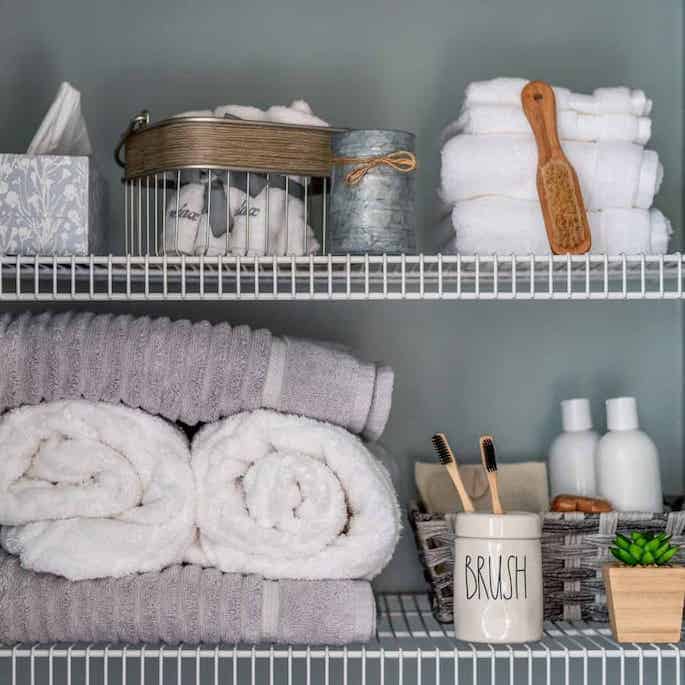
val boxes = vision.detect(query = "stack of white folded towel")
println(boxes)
[165,100,325,257]
[437,78,672,255]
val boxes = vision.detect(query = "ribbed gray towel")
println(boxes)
[0,311,393,439]
[0,553,376,645]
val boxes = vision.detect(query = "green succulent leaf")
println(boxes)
[656,546,678,565]
[615,533,632,551]
[653,541,672,559]
[610,546,637,565]
[628,543,644,561]
[642,550,656,564]
[645,537,663,553]
[654,532,669,543]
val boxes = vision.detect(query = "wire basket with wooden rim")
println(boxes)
[115,110,343,257]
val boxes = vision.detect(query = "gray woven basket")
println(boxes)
[409,500,685,624]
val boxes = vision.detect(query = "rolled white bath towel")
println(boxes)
[0,401,194,581]
[443,105,651,145]
[192,410,401,580]
[440,135,662,210]
[438,198,671,255]
[464,78,652,116]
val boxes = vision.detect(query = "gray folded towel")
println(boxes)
[0,552,376,644]
[0,311,393,439]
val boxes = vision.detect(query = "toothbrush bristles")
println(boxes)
[431,433,454,466]
[480,436,497,472]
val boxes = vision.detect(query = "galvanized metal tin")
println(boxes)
[328,129,416,255]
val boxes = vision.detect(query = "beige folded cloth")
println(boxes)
[415,461,549,514]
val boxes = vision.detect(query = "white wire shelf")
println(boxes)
[0,594,682,684]
[0,253,683,302]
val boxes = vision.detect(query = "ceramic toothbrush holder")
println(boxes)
[453,512,543,643]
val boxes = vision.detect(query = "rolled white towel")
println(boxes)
[229,186,319,256]
[192,410,401,580]
[164,183,205,255]
[439,197,671,255]
[0,401,194,581]
[440,135,662,210]
[192,185,246,256]
[464,78,652,116]
[444,105,651,145]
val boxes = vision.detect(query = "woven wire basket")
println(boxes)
[115,111,342,257]
[410,500,685,624]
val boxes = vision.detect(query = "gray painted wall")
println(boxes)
[0,0,683,598]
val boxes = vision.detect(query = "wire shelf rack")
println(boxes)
[1,594,682,684]
[0,253,683,302]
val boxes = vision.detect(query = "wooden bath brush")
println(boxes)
[522,80,592,254]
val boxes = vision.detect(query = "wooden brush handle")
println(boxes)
[486,471,504,515]
[521,81,563,164]
[446,462,475,513]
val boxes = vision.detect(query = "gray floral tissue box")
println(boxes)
[0,154,106,255]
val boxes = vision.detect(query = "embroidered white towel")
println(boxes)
[0,401,194,581]
[436,197,671,255]
[164,183,205,254]
[443,105,651,145]
[227,186,319,256]
[440,135,662,210]
[464,78,652,116]
[192,410,401,580]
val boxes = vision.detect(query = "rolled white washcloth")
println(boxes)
[440,135,662,210]
[224,186,319,257]
[191,410,401,580]
[464,78,652,116]
[164,183,205,255]
[0,401,194,581]
[443,105,651,145]
[437,197,671,255]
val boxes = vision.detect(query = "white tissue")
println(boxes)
[27,82,92,156]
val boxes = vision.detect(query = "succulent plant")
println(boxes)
[609,531,680,566]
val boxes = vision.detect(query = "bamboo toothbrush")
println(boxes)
[479,435,504,515]
[521,80,592,255]
[431,433,475,513]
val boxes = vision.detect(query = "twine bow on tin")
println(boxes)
[333,150,417,185]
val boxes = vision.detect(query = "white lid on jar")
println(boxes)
[561,398,592,432]
[606,396,639,431]
[454,512,541,540]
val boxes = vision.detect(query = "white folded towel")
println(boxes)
[438,198,671,255]
[444,105,651,145]
[464,78,652,116]
[192,410,401,580]
[0,401,194,581]
[440,135,662,210]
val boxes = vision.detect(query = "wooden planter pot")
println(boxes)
[603,564,685,642]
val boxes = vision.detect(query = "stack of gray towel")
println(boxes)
[0,311,396,646]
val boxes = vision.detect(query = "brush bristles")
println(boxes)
[432,433,454,466]
[480,436,497,472]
